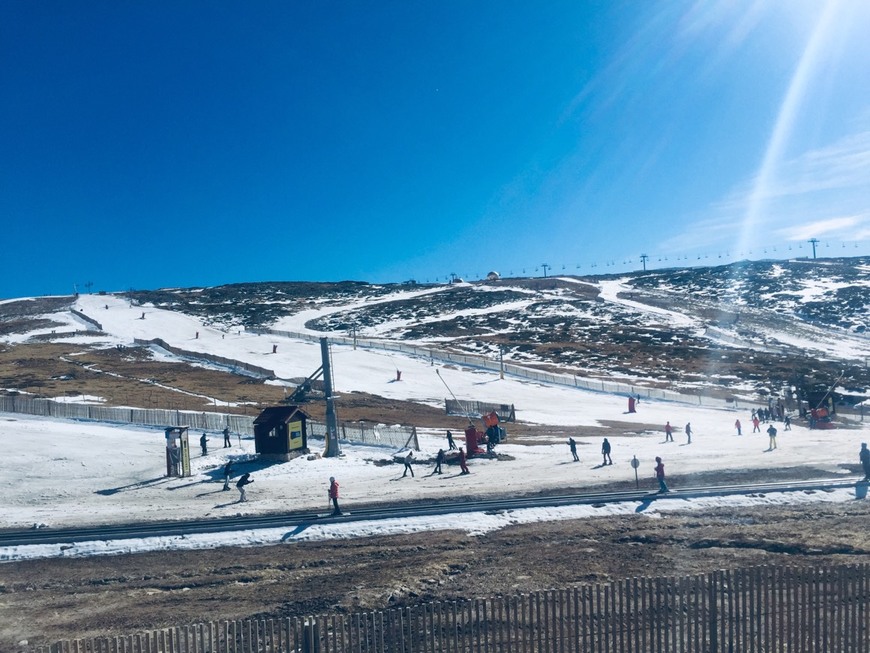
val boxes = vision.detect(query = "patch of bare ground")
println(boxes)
[2,495,869,650]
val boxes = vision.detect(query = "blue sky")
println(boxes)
[2,1,869,298]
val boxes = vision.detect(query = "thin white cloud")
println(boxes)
[776,212,870,242]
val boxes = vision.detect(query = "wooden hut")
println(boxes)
[253,406,309,461]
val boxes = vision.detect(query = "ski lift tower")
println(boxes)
[321,337,341,457]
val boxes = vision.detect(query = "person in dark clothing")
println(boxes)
[446,430,457,451]
[655,457,668,493]
[568,437,579,462]
[784,415,791,431]
[236,472,253,502]
[222,461,233,491]
[685,423,692,445]
[328,477,341,515]
[200,432,208,456]
[223,427,231,448]
[434,449,445,474]
[602,438,612,465]
[860,443,870,481]
[402,451,415,478]
[735,419,742,436]
[458,447,470,474]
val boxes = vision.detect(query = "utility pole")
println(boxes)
[808,238,819,259]
[320,337,341,457]
[640,254,649,271]
[541,263,550,277]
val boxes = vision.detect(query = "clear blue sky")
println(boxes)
[2,1,869,298]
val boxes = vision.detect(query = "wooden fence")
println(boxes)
[33,563,870,652]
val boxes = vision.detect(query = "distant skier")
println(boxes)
[446,430,457,451]
[664,421,674,442]
[783,415,791,431]
[458,447,470,475]
[329,477,341,515]
[402,451,415,478]
[752,416,761,433]
[685,422,692,445]
[568,437,579,462]
[654,457,669,493]
[859,443,869,481]
[766,424,778,450]
[236,472,253,502]
[601,438,612,465]
[223,426,231,448]
[734,419,742,436]
[222,460,233,491]
[200,432,208,456]
[434,449,445,474]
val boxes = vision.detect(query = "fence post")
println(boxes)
[709,570,719,653]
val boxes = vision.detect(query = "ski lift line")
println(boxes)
[436,369,476,426]
[814,370,846,411]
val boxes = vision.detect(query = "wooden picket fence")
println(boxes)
[35,563,870,653]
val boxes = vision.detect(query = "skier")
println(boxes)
[654,457,669,493]
[784,415,791,431]
[458,447,470,475]
[223,426,231,448]
[568,437,579,462]
[861,443,870,481]
[664,421,674,442]
[402,451,415,478]
[433,449,445,474]
[752,415,761,433]
[446,430,457,451]
[328,476,341,515]
[601,438,612,465]
[236,472,253,502]
[685,422,692,445]
[767,424,778,450]
[735,419,742,436]
[200,432,208,456]
[222,460,233,491]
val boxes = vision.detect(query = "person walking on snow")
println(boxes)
[236,472,253,502]
[458,447,470,475]
[434,449,445,474]
[752,416,761,433]
[446,430,457,451]
[664,421,674,442]
[328,477,342,515]
[784,415,791,431]
[654,457,669,493]
[568,437,579,462]
[602,438,612,465]
[859,443,870,481]
[222,461,233,491]
[766,424,778,450]
[200,432,208,456]
[402,451,415,478]
[685,422,692,444]
[223,426,231,448]
[735,419,742,436]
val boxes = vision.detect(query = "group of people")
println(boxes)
[663,421,692,444]
[567,437,611,465]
